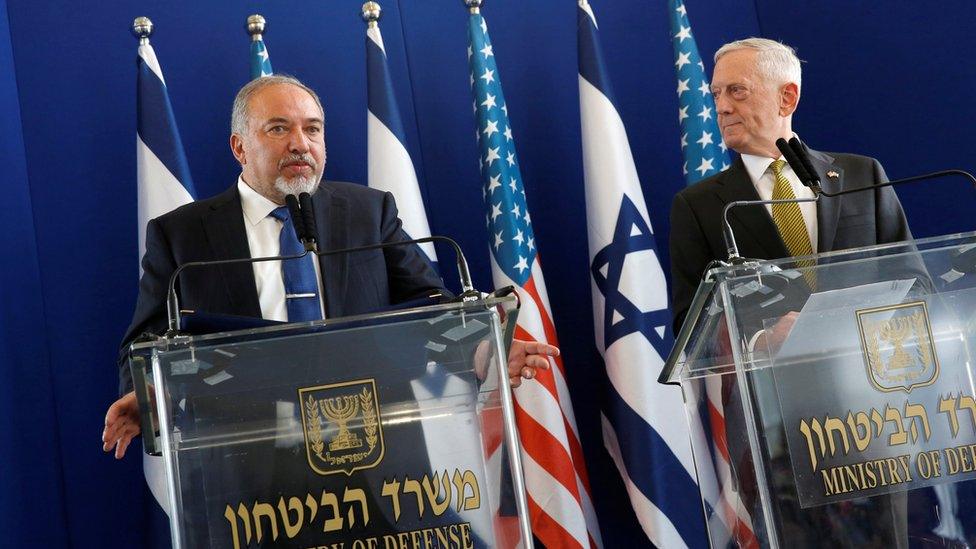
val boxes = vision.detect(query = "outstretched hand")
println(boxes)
[102,391,141,459]
[507,339,557,388]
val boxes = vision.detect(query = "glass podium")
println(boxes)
[128,297,531,549]
[663,232,976,548]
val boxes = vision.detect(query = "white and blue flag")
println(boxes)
[670,0,729,185]
[136,40,196,514]
[366,23,437,268]
[578,2,706,547]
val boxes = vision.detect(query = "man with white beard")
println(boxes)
[103,75,554,458]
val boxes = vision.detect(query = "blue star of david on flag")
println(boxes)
[590,196,672,356]
[669,0,730,185]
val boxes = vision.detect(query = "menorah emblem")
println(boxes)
[322,395,363,451]
[878,316,913,371]
[299,378,385,476]
[857,301,940,393]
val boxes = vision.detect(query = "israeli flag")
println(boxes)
[366,24,437,267]
[578,2,706,547]
[136,40,196,515]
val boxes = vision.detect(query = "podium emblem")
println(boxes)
[299,379,385,476]
[856,301,940,393]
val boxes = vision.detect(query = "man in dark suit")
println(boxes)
[103,75,553,459]
[669,38,914,547]
[669,37,912,334]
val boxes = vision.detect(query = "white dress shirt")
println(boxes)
[740,151,819,253]
[237,177,290,321]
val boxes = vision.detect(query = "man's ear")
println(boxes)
[780,82,800,117]
[230,133,246,166]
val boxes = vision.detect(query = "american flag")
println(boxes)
[578,1,706,547]
[669,3,758,546]
[669,0,729,185]
[366,18,438,267]
[467,7,602,548]
[134,23,195,542]
[250,27,273,79]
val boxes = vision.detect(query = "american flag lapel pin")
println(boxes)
[827,170,840,179]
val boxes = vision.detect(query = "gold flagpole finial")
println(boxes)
[361,2,382,27]
[464,0,482,15]
[132,17,153,45]
[246,14,266,42]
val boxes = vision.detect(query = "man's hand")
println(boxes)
[102,391,142,459]
[754,311,799,355]
[507,339,557,388]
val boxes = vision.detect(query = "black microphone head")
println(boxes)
[789,137,822,185]
[776,137,814,186]
[298,192,317,244]
[284,194,307,241]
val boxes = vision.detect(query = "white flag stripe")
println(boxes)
[366,112,437,260]
[601,414,689,549]
[367,24,385,52]
[521,453,592,548]
[136,136,194,259]
[491,257,583,444]
[579,77,652,256]
[604,334,696,477]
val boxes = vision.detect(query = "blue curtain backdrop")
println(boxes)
[2,0,975,546]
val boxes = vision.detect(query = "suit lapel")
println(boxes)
[200,186,263,317]
[714,157,790,259]
[312,184,349,318]
[805,148,844,252]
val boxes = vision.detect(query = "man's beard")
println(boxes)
[274,173,320,197]
[274,153,322,197]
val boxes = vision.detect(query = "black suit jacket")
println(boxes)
[118,180,445,394]
[669,148,913,333]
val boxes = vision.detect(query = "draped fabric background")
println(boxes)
[2,0,974,546]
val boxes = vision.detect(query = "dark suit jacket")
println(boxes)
[118,180,445,394]
[669,148,912,333]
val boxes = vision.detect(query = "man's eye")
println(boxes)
[269,126,286,134]
[306,126,322,134]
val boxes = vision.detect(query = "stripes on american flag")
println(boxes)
[467,7,602,548]
[669,0,729,185]
[135,38,196,517]
[577,2,707,547]
[366,21,438,268]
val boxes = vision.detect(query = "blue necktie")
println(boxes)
[269,206,323,322]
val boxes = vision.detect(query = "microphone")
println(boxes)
[298,192,318,250]
[721,195,819,263]
[775,137,814,188]
[164,235,478,335]
[284,194,308,243]
[788,137,823,193]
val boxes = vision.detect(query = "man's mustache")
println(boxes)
[278,154,318,171]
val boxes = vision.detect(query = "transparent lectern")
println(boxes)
[662,232,976,548]
[129,297,531,549]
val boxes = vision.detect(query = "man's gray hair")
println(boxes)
[714,37,802,89]
[230,74,324,135]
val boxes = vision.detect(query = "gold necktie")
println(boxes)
[770,159,816,286]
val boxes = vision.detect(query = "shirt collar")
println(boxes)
[237,176,280,226]
[739,133,801,184]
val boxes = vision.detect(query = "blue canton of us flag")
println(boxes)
[250,35,273,79]
[578,2,706,548]
[468,15,535,285]
[670,0,729,185]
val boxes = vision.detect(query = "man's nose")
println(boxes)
[287,127,310,154]
[714,93,733,115]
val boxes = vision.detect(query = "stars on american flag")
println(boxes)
[669,1,730,185]
[468,12,537,285]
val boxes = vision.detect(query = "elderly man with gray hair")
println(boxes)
[669,37,912,333]
[668,38,913,547]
